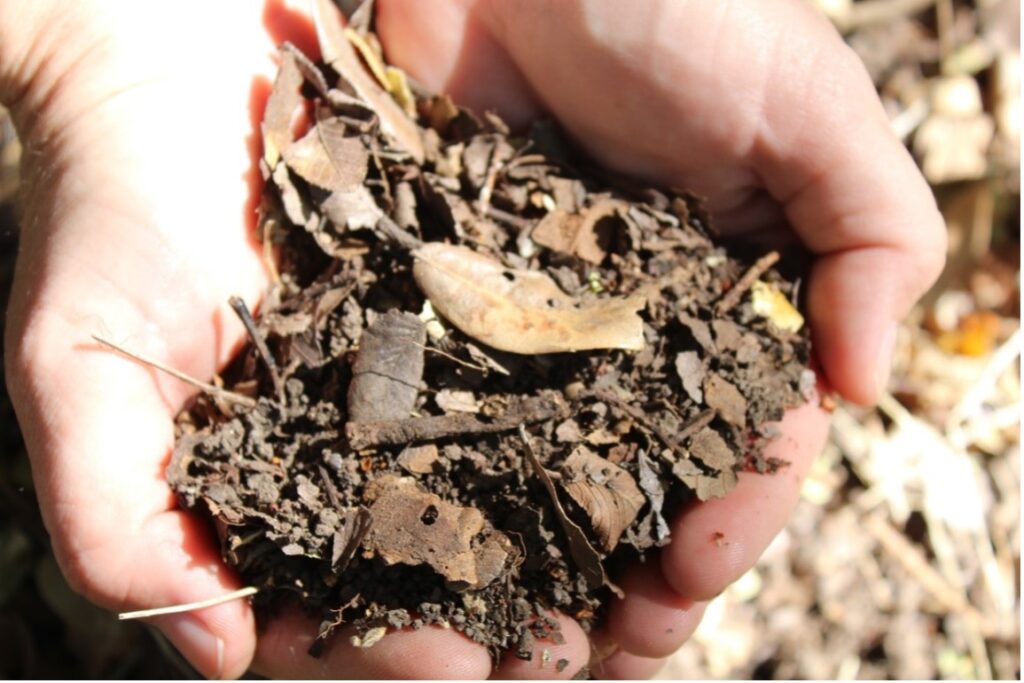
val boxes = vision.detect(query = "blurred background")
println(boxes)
[0,0,1019,678]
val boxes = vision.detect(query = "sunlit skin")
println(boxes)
[1,0,944,678]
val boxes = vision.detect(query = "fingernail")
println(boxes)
[160,615,224,679]
[874,323,898,400]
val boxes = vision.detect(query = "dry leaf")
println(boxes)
[703,374,747,428]
[282,117,369,192]
[311,0,425,163]
[362,475,511,589]
[750,281,805,333]
[435,389,480,414]
[531,198,625,264]
[559,447,645,552]
[674,351,705,404]
[321,186,383,231]
[688,427,735,471]
[347,310,425,422]
[262,49,304,168]
[412,243,646,354]
[519,428,608,592]
[397,444,440,474]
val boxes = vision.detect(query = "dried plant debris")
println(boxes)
[168,14,812,667]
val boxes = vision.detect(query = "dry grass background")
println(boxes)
[0,0,1019,678]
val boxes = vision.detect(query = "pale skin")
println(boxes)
[1,0,944,678]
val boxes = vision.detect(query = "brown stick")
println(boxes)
[715,251,780,316]
[228,296,285,404]
[346,393,566,449]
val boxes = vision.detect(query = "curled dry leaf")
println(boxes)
[412,243,646,354]
[262,48,304,168]
[531,198,626,264]
[519,427,608,592]
[311,0,425,163]
[750,281,805,333]
[675,351,706,404]
[559,447,645,552]
[347,310,425,422]
[362,475,511,590]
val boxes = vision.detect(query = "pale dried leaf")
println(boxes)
[282,118,369,192]
[675,351,705,403]
[397,444,440,474]
[311,0,425,162]
[322,186,383,231]
[689,427,735,471]
[750,281,804,333]
[412,243,645,354]
[435,389,479,414]
[703,374,748,428]
[262,49,304,167]
[560,447,645,551]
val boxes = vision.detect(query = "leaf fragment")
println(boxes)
[750,280,804,333]
[412,243,646,355]
[262,49,305,168]
[311,0,425,162]
[362,475,510,590]
[674,351,705,404]
[531,198,625,264]
[703,374,747,428]
[559,447,645,552]
[282,117,369,193]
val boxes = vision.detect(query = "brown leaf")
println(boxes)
[311,0,425,163]
[688,427,734,471]
[321,186,383,232]
[412,243,645,354]
[559,447,645,552]
[531,198,625,264]
[282,118,369,192]
[362,475,510,589]
[703,374,747,428]
[674,351,705,404]
[347,310,425,422]
[262,48,304,168]
[671,457,738,501]
[519,427,607,592]
[435,389,479,414]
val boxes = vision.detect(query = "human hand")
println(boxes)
[2,0,944,680]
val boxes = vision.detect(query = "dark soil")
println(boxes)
[168,9,814,668]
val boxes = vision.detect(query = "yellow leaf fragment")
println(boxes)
[750,280,804,333]
[412,243,646,355]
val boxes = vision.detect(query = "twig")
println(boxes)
[715,251,780,316]
[346,393,567,449]
[91,335,256,409]
[591,388,715,459]
[844,0,937,31]
[416,342,492,374]
[485,205,532,232]
[118,586,259,620]
[228,296,285,404]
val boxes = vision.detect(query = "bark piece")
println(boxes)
[559,447,645,552]
[412,243,645,354]
[346,392,567,449]
[347,310,425,422]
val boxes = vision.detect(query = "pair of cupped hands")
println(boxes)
[2,0,944,678]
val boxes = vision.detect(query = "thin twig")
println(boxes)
[416,342,492,374]
[715,251,780,316]
[91,335,256,409]
[118,586,260,621]
[228,296,285,404]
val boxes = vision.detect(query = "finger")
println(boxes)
[592,649,667,680]
[252,609,492,679]
[661,400,830,601]
[605,561,706,659]
[492,612,590,679]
